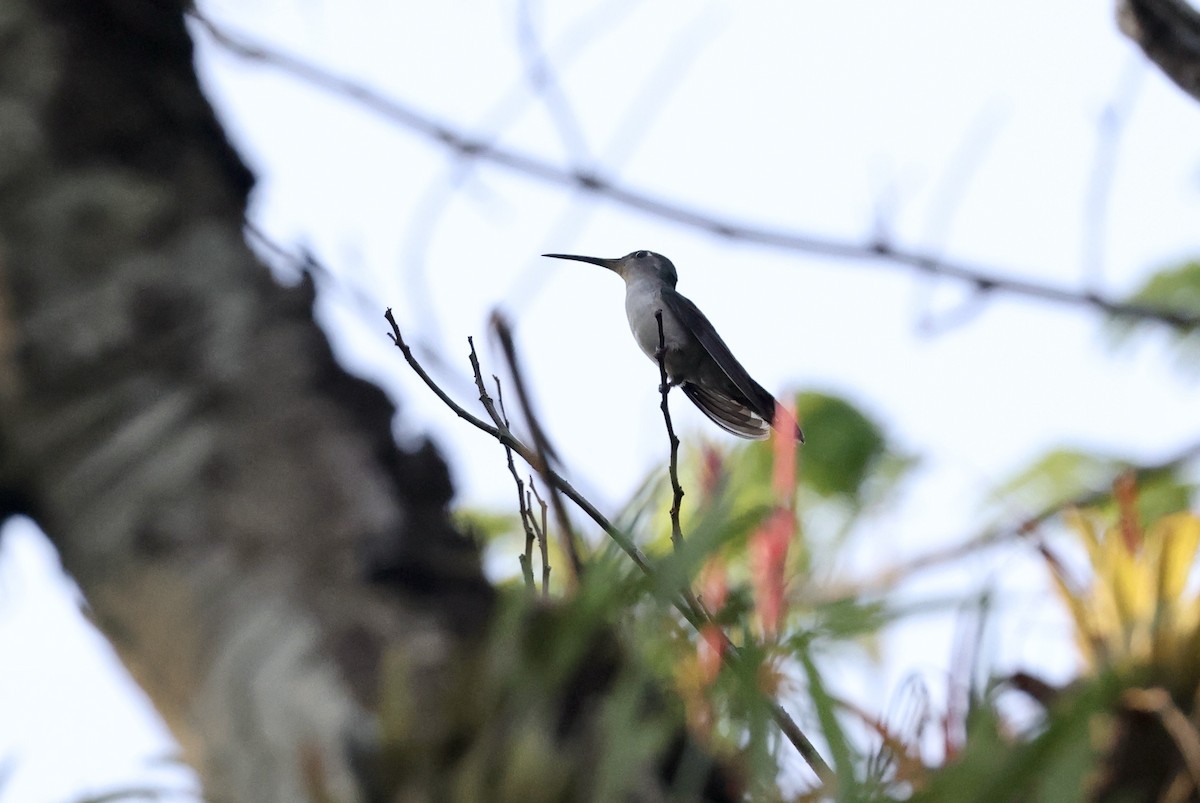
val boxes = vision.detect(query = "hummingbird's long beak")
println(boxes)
[542,253,621,273]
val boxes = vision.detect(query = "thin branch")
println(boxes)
[383,307,831,778]
[1082,58,1144,289]
[503,6,719,314]
[529,481,552,599]
[516,0,591,166]
[917,286,996,337]
[385,307,650,575]
[400,0,646,343]
[490,313,584,583]
[650,310,720,647]
[654,310,685,549]
[197,16,1200,331]
[489,367,538,593]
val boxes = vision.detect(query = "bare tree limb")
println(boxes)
[196,14,1200,332]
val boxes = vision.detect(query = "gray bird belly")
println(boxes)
[624,290,697,380]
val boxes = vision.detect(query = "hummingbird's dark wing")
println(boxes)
[661,288,794,440]
[681,383,771,440]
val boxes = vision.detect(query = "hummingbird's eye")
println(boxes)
[634,250,649,259]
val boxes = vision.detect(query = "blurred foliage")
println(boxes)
[1107,259,1200,372]
[914,673,1119,803]
[626,391,916,566]
[373,550,731,802]
[915,494,1200,802]
[451,384,1200,801]
[728,392,916,512]
[990,447,1194,527]
[1051,509,1200,679]
[794,392,912,505]
[449,389,930,799]
[454,508,522,543]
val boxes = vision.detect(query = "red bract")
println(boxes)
[751,402,798,639]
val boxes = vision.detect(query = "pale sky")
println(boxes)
[3,2,1200,800]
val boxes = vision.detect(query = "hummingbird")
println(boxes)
[543,250,803,442]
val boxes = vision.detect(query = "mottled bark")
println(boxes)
[1119,0,1200,103]
[0,2,744,800]
[0,1,489,800]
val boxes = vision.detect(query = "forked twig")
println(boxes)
[490,313,584,583]
[490,368,539,593]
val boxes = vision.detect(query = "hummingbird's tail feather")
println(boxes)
[681,383,771,440]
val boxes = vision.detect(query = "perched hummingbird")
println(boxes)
[543,250,803,442]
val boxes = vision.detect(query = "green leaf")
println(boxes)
[453,507,523,542]
[798,649,859,800]
[722,390,914,506]
[1107,259,1200,373]
[990,448,1194,527]
[1111,260,1200,331]
[990,449,1122,512]
[915,673,1119,803]
[794,392,910,504]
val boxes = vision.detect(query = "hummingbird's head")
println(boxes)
[542,250,678,288]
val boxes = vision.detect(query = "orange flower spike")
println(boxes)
[698,624,726,686]
[693,447,730,684]
[699,444,725,500]
[770,400,798,497]
[696,557,729,684]
[751,401,798,639]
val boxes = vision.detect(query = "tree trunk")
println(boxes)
[0,1,491,800]
[1118,0,1200,103]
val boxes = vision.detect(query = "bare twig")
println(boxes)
[387,308,651,575]
[197,16,1200,331]
[529,482,551,598]
[383,307,832,778]
[650,309,719,642]
[490,313,584,583]
[517,507,537,592]
[654,310,685,549]
[489,368,539,593]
